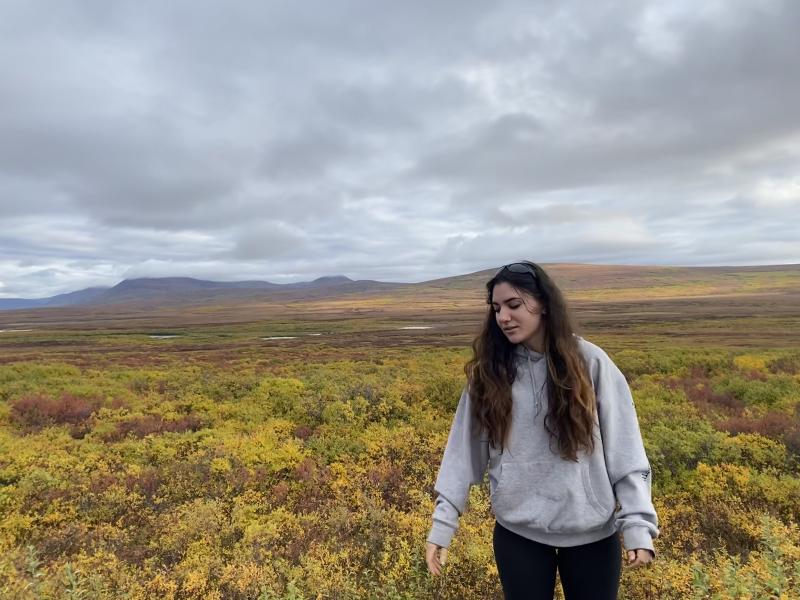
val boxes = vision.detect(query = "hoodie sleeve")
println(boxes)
[590,346,659,554]
[427,387,489,549]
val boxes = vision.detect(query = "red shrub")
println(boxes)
[124,467,162,499]
[9,393,101,431]
[717,412,792,437]
[291,461,333,515]
[103,414,206,441]
[686,383,743,414]
[109,397,128,410]
[743,370,767,382]
[717,411,800,455]
[293,425,314,440]
[666,374,744,417]
[88,472,119,495]
[294,457,317,482]
[271,482,290,504]
[367,461,410,509]
[688,365,712,379]
[768,356,800,375]
[226,465,253,492]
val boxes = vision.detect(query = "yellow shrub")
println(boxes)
[734,355,767,372]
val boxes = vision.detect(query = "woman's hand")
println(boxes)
[425,542,448,576]
[625,548,654,568]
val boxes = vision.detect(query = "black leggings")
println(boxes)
[493,521,622,600]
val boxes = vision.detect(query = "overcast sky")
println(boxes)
[1,0,799,298]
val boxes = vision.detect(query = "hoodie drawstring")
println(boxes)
[527,349,546,418]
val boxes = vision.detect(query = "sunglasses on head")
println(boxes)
[495,262,538,279]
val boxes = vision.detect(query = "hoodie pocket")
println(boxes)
[491,460,613,534]
[583,463,616,518]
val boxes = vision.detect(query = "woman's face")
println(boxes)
[491,281,546,351]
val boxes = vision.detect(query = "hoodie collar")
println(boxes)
[514,344,545,362]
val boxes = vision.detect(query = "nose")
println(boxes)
[497,307,512,323]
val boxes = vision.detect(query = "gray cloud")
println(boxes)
[0,0,798,298]
[231,222,309,260]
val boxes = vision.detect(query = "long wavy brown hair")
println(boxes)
[465,261,596,461]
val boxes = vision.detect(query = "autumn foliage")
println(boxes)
[10,392,101,430]
[0,344,799,598]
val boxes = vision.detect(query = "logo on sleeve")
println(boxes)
[641,468,651,481]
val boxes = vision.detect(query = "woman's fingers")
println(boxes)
[425,542,442,576]
[626,553,643,568]
[625,548,654,568]
[425,542,448,576]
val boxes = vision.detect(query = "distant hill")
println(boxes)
[96,277,280,305]
[2,263,799,317]
[0,275,400,311]
[0,287,109,310]
[404,263,800,299]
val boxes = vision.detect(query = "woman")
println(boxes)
[425,261,658,600]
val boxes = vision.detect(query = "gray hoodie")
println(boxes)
[427,337,659,553]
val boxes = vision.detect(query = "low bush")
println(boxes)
[663,372,744,417]
[9,393,101,433]
[717,411,800,458]
[767,354,800,375]
[102,414,207,441]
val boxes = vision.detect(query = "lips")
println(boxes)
[503,327,518,333]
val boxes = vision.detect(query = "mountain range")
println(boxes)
[3,263,799,314]
[0,275,397,311]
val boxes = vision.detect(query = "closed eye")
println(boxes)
[493,303,522,313]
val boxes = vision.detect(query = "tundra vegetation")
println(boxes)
[1,265,799,599]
